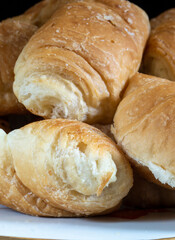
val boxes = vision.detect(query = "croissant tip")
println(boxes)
[97,171,115,197]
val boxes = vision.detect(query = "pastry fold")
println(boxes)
[94,122,175,208]
[14,0,150,123]
[0,118,133,216]
[141,8,175,81]
[0,0,70,115]
[112,73,175,189]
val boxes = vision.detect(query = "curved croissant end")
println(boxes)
[113,73,175,190]
[0,0,76,115]
[141,8,175,81]
[14,0,150,123]
[0,119,133,216]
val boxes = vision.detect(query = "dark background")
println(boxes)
[0,0,174,21]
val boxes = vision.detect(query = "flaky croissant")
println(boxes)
[0,118,132,216]
[14,0,150,123]
[94,123,175,209]
[0,17,36,115]
[141,8,175,81]
[112,73,175,190]
[0,0,73,115]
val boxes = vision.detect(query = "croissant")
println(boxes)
[112,73,175,189]
[0,118,132,216]
[93,123,175,209]
[14,0,150,123]
[0,0,72,115]
[0,17,37,115]
[141,8,175,81]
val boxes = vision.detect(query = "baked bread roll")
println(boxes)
[0,118,132,216]
[94,121,175,209]
[0,0,72,115]
[141,9,175,81]
[112,73,175,189]
[124,172,175,209]
[93,123,175,209]
[0,17,37,115]
[14,0,150,123]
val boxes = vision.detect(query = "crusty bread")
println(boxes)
[22,0,72,27]
[0,128,73,217]
[141,8,175,81]
[14,0,150,123]
[0,0,73,115]
[93,121,175,209]
[112,73,175,189]
[0,118,133,216]
[0,18,37,115]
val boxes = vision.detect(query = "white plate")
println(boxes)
[0,205,175,240]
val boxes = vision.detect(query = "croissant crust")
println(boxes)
[113,73,175,189]
[142,8,175,81]
[14,0,150,123]
[0,118,133,216]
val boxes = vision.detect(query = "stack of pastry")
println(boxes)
[0,0,175,217]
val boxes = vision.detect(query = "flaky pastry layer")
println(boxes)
[0,119,133,216]
[14,0,150,123]
[113,73,175,189]
[142,8,175,81]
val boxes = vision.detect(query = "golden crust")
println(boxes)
[14,0,150,123]
[23,0,79,27]
[0,119,133,216]
[0,18,37,115]
[141,8,175,81]
[93,120,175,209]
[0,0,71,116]
[113,73,175,189]
[95,123,175,209]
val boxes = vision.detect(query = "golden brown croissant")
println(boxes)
[0,0,73,115]
[141,8,175,81]
[124,171,175,209]
[94,122,175,209]
[0,118,133,216]
[14,0,150,123]
[112,73,175,189]
[93,123,175,209]
[0,18,37,115]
